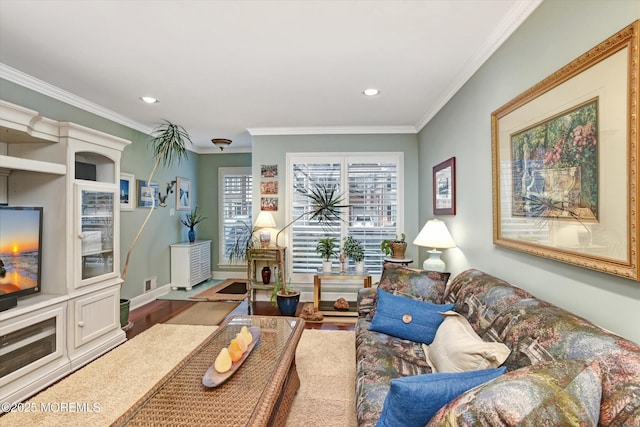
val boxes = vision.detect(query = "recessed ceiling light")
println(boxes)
[140,96,159,104]
[363,88,380,96]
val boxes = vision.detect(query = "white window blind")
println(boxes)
[218,167,252,265]
[288,154,402,277]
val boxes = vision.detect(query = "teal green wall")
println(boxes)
[0,79,200,300]
[251,134,420,261]
[197,152,252,270]
[417,0,640,343]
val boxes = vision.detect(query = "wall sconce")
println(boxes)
[413,219,456,272]
[254,211,277,248]
[211,138,232,151]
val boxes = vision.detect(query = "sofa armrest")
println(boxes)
[357,287,377,317]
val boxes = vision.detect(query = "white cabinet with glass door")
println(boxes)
[75,181,118,288]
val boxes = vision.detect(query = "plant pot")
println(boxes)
[277,291,300,316]
[188,228,196,243]
[355,260,365,272]
[390,241,407,259]
[119,298,130,328]
[322,261,333,272]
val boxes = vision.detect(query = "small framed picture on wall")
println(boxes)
[137,180,159,208]
[433,157,456,215]
[176,177,191,211]
[261,164,278,178]
[261,197,278,211]
[120,172,135,211]
[261,181,278,195]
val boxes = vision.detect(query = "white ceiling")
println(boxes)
[0,0,541,153]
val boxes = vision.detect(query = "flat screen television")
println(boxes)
[0,206,43,311]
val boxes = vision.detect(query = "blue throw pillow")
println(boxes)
[376,367,507,427]
[369,288,454,344]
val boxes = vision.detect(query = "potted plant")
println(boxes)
[270,276,299,316]
[343,235,365,271]
[180,206,207,243]
[226,220,259,264]
[120,121,192,327]
[380,233,407,259]
[316,237,338,272]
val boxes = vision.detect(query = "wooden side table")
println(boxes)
[313,269,372,316]
[247,247,286,308]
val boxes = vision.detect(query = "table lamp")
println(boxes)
[412,219,456,272]
[255,211,277,248]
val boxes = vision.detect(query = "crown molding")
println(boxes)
[0,63,154,136]
[247,125,417,136]
[414,0,543,132]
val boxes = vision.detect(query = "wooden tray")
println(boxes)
[202,326,262,387]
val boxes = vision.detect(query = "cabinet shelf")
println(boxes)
[0,154,66,175]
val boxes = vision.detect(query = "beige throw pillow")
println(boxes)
[423,311,511,373]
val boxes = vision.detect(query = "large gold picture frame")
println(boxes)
[492,20,639,280]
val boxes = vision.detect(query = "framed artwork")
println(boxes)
[491,21,639,280]
[433,157,456,215]
[137,180,159,208]
[261,197,278,211]
[176,177,191,211]
[261,164,278,178]
[119,172,135,211]
[261,180,278,195]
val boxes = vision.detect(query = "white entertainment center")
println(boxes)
[0,100,130,405]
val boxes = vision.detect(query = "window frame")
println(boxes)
[285,152,404,282]
[218,166,252,266]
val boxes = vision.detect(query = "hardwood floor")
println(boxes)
[126,299,355,339]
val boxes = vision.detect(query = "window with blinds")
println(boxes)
[219,167,252,265]
[288,154,402,277]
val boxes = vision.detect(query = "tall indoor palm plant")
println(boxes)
[275,182,348,248]
[121,121,192,281]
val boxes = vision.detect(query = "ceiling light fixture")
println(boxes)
[140,96,159,104]
[211,138,232,151]
[363,88,380,96]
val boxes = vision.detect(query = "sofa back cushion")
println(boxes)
[446,268,640,426]
[379,263,449,303]
[444,269,545,339]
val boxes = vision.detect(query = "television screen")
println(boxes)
[0,206,43,304]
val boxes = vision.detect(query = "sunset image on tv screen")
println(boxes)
[0,208,41,294]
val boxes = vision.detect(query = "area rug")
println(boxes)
[156,279,223,301]
[190,278,248,301]
[285,329,357,427]
[3,327,356,427]
[163,301,241,325]
[1,323,218,427]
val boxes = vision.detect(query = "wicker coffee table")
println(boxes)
[113,315,305,426]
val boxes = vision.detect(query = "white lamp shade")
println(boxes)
[254,211,277,228]
[413,219,456,250]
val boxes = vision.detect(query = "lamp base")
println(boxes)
[260,231,271,248]
[422,249,446,272]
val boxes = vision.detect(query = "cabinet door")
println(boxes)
[75,181,118,288]
[71,287,119,349]
[189,245,202,284]
[199,242,211,281]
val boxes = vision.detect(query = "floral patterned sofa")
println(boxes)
[355,266,640,426]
